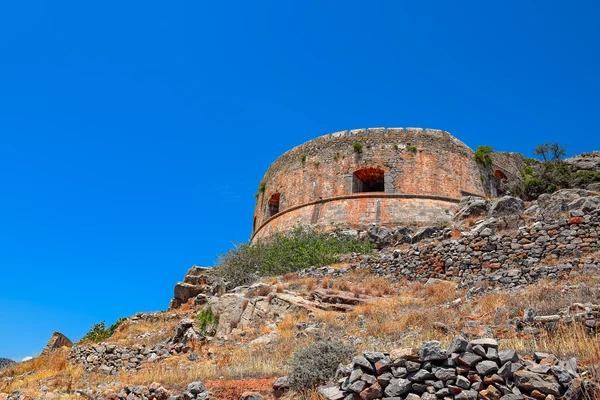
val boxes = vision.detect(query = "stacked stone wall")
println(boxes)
[349,207,600,290]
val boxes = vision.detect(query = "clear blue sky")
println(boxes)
[1,1,599,360]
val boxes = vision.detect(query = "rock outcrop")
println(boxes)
[169,266,222,309]
[565,151,600,172]
[0,358,15,370]
[41,332,73,355]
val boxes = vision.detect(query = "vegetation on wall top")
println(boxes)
[474,145,494,166]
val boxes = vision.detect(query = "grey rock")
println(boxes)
[476,360,499,375]
[408,369,434,382]
[187,381,206,395]
[498,362,522,380]
[513,370,561,396]
[353,355,375,373]
[458,352,482,367]
[318,385,345,400]
[489,196,525,217]
[348,379,367,393]
[240,393,264,400]
[447,335,469,354]
[455,390,478,400]
[498,350,519,365]
[455,375,471,389]
[384,378,413,397]
[419,341,447,361]
[434,367,456,381]
[273,376,289,390]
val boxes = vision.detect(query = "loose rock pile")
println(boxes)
[346,190,600,290]
[518,303,600,334]
[318,337,598,400]
[69,342,192,374]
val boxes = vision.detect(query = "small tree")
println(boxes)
[474,145,494,166]
[534,142,567,161]
[353,142,363,154]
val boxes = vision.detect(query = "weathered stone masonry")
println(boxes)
[251,128,523,242]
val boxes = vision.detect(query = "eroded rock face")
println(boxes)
[537,189,598,222]
[565,151,600,172]
[42,332,73,355]
[170,266,221,309]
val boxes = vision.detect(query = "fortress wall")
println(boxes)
[252,195,458,243]
[252,128,485,240]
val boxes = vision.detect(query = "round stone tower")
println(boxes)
[251,127,492,243]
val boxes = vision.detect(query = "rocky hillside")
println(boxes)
[0,360,15,371]
[2,188,600,399]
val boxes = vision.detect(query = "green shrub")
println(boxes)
[196,307,218,332]
[258,181,266,193]
[78,318,126,344]
[572,170,600,188]
[474,145,494,166]
[353,142,363,154]
[406,145,418,154]
[289,341,354,391]
[216,228,374,289]
[314,161,320,168]
[301,154,307,163]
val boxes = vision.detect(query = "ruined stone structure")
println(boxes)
[251,128,523,242]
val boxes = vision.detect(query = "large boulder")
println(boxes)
[169,318,201,344]
[537,189,595,222]
[411,226,442,243]
[170,266,221,309]
[488,196,524,217]
[455,196,489,220]
[41,332,73,355]
[208,293,247,337]
[513,370,562,396]
[367,226,393,249]
[565,151,600,172]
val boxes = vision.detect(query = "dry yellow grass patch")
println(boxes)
[108,319,179,347]
[0,348,85,395]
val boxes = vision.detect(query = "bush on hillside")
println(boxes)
[507,143,600,200]
[78,318,126,344]
[572,170,600,188]
[216,227,373,289]
[288,341,354,391]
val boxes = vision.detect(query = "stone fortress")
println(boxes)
[251,128,525,242]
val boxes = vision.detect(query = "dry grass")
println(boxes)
[3,272,599,398]
[0,348,85,395]
[107,319,178,347]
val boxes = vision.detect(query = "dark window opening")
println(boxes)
[494,170,508,182]
[268,193,280,217]
[353,168,385,193]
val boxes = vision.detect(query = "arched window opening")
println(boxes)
[268,193,281,217]
[353,168,385,193]
[494,170,508,182]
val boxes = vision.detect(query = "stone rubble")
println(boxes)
[314,336,599,400]
[68,342,192,374]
